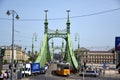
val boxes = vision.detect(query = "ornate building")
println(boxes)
[74,48,116,65]
[88,50,116,64]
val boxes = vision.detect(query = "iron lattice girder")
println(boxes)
[47,29,67,39]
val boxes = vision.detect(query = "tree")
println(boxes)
[28,51,31,56]
[3,60,7,64]
[34,53,39,61]
[28,51,39,62]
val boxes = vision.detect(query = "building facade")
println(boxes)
[88,51,116,64]
[0,45,29,63]
[74,48,116,65]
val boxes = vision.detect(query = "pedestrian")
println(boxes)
[0,71,4,80]
[103,69,105,76]
[7,71,10,79]
[5,70,9,80]
[3,72,7,80]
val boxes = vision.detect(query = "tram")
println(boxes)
[56,61,70,76]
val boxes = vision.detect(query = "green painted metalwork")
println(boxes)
[35,10,79,70]
[44,10,48,34]
[51,39,54,60]
[35,10,49,67]
[35,34,48,67]
[66,34,79,69]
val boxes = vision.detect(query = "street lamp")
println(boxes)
[75,33,80,61]
[75,33,80,49]
[32,33,37,62]
[6,10,19,80]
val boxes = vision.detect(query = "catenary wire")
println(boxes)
[0,8,120,21]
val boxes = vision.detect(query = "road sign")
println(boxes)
[115,37,120,51]
[103,62,106,69]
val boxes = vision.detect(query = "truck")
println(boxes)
[21,63,40,77]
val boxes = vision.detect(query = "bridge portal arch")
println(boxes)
[35,10,79,70]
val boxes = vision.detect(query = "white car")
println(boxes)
[80,70,99,77]
[44,65,48,71]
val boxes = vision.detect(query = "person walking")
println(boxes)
[0,71,4,80]
[3,72,7,80]
[4,70,9,80]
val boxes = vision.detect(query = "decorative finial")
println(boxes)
[66,10,70,33]
[44,10,48,34]
[44,10,48,12]
[44,10,48,22]
[66,10,70,23]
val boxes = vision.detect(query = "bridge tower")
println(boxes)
[35,10,79,70]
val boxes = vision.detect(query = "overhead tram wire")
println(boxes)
[70,7,120,18]
[0,8,120,21]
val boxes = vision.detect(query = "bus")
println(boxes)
[56,61,70,76]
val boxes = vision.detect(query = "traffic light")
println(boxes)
[14,63,17,68]
[9,64,12,69]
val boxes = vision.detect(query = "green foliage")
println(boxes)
[28,52,39,62]
[14,59,16,63]
[3,60,7,64]
[25,60,30,63]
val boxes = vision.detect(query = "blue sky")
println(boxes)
[0,0,120,52]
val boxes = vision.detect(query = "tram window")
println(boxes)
[64,66,69,69]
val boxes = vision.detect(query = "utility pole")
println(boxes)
[6,10,19,80]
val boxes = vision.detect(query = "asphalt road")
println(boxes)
[21,63,120,80]
[2,64,120,80]
[26,73,120,80]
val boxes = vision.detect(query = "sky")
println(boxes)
[0,0,120,52]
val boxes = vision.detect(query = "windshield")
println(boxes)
[86,71,95,73]
[22,68,30,71]
[41,67,44,70]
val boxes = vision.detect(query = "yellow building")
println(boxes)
[1,45,29,63]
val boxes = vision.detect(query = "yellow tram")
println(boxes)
[56,61,70,76]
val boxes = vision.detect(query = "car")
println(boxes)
[80,70,99,77]
[40,67,46,74]
[44,65,48,71]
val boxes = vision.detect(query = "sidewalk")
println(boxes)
[20,78,29,80]
[104,70,119,77]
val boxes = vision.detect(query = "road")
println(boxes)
[20,63,120,80]
[1,64,120,80]
[24,72,120,80]
[25,73,120,80]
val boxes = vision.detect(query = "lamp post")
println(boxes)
[32,33,37,62]
[24,48,27,62]
[75,33,80,62]
[75,33,80,49]
[75,33,83,78]
[6,10,19,80]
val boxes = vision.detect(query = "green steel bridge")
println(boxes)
[35,10,79,70]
